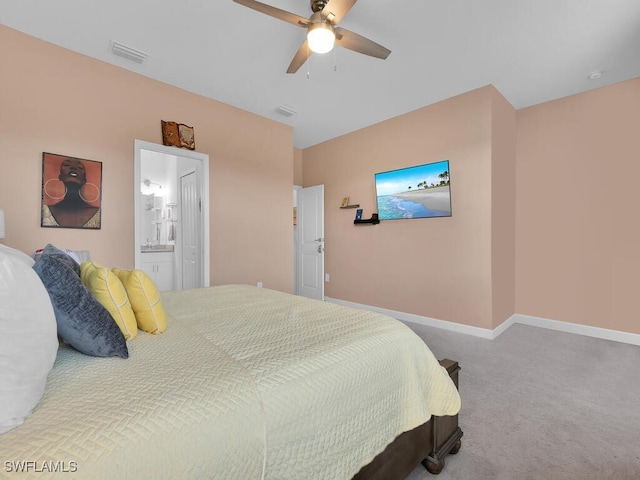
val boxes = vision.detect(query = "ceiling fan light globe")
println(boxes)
[307,23,335,54]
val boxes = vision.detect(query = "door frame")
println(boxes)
[134,139,210,287]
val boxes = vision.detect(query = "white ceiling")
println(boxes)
[2,0,640,148]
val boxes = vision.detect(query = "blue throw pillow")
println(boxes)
[39,243,81,277]
[33,253,128,359]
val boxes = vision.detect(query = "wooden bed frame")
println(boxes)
[353,359,463,479]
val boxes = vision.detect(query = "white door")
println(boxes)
[180,169,201,289]
[298,185,324,300]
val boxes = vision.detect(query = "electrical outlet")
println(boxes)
[257,282,263,288]
[325,273,330,282]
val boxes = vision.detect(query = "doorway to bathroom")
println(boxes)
[134,140,209,290]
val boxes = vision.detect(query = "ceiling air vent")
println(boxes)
[111,41,148,64]
[275,105,297,117]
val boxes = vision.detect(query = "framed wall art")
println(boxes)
[178,123,195,150]
[41,152,102,229]
[161,120,195,150]
[375,160,452,221]
[161,120,180,147]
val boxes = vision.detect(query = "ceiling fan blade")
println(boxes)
[334,27,391,59]
[321,0,357,24]
[286,40,311,74]
[233,0,309,27]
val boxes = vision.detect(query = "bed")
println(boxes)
[1,246,462,479]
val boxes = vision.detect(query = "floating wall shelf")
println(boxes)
[354,218,380,225]
[340,204,360,209]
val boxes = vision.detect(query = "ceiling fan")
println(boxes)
[233,0,391,73]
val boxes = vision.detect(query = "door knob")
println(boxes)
[314,237,324,242]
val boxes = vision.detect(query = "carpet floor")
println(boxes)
[402,322,640,480]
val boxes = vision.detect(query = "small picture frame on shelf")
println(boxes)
[355,208,363,220]
[178,123,195,150]
[161,121,180,147]
[341,197,350,207]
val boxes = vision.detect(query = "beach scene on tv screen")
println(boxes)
[375,160,451,220]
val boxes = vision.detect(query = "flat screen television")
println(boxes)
[375,160,451,220]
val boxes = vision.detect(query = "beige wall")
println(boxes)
[4,26,636,334]
[0,26,294,293]
[304,75,638,335]
[516,78,640,334]
[304,86,515,330]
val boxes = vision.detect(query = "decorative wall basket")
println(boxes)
[161,120,195,150]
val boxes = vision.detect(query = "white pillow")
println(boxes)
[0,243,35,267]
[0,245,58,434]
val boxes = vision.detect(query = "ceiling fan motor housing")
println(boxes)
[310,0,329,13]
[308,11,333,28]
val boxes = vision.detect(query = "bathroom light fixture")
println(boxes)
[142,179,162,189]
[141,179,163,195]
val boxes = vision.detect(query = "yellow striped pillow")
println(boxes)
[112,268,168,334]
[80,262,138,340]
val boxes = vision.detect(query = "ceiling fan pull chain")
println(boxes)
[307,44,311,79]
[334,45,337,71]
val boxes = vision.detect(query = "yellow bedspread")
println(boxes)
[1,285,460,480]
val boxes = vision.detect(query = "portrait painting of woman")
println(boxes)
[41,152,102,229]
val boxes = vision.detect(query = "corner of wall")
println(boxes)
[293,148,304,185]
[490,88,517,329]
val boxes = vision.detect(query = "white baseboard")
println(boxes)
[324,297,640,346]
[325,297,507,339]
[513,314,640,346]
